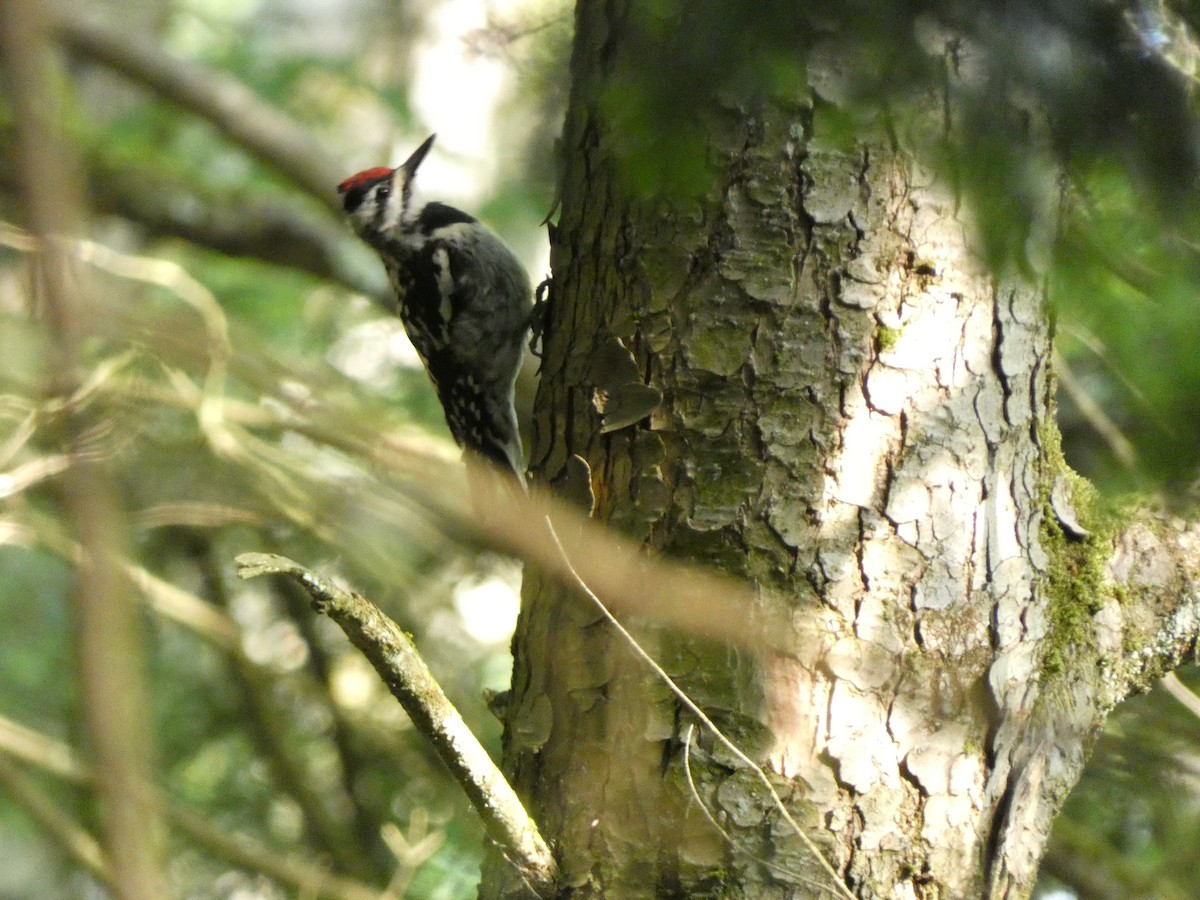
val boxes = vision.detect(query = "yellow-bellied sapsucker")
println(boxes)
[338,135,532,486]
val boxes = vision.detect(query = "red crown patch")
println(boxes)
[337,167,394,194]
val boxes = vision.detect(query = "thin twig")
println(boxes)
[1054,351,1139,471]
[0,756,113,886]
[166,803,381,900]
[1161,672,1200,720]
[22,506,244,651]
[544,517,855,900]
[234,552,559,895]
[681,726,840,894]
[0,715,90,784]
[681,724,734,842]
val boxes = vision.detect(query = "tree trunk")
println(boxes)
[482,3,1200,897]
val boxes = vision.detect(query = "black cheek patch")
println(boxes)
[341,186,368,214]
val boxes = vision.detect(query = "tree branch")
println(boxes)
[234,552,559,894]
[403,467,775,652]
[1106,511,1200,700]
[52,6,345,214]
[165,804,382,900]
[85,162,388,303]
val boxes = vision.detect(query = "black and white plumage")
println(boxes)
[338,135,532,485]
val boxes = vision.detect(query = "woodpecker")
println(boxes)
[338,135,532,486]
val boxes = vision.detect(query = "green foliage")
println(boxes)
[1052,159,1200,492]
[0,547,74,726]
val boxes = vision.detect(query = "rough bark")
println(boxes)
[482,3,1200,898]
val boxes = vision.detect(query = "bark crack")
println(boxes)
[989,288,1014,425]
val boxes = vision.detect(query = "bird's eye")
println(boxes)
[376,184,391,201]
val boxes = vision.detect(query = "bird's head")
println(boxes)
[337,134,436,242]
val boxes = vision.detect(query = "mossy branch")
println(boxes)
[234,552,558,894]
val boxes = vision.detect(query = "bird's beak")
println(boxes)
[401,134,437,176]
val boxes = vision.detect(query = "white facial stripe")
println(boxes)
[380,171,409,232]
